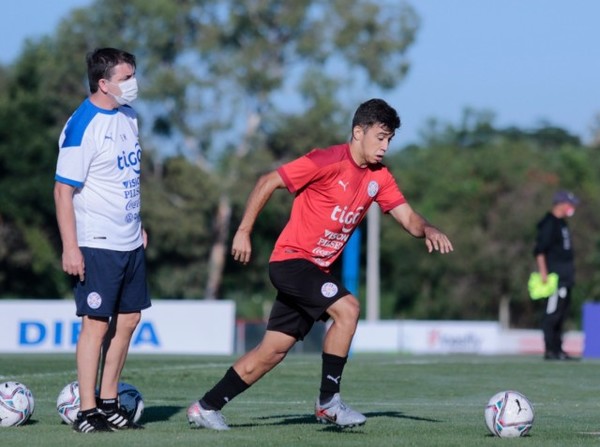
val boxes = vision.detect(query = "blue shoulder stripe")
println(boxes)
[61,99,115,148]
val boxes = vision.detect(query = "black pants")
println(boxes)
[542,287,571,354]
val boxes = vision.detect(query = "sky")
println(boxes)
[1,0,599,146]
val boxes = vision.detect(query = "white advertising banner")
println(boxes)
[351,321,402,352]
[354,320,501,354]
[399,320,500,354]
[0,300,235,355]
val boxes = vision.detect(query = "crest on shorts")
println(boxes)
[87,292,102,309]
[367,181,379,198]
[321,282,338,298]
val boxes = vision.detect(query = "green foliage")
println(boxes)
[2,0,599,332]
[379,117,597,328]
[0,221,68,298]
[141,156,217,298]
[0,39,85,298]
[331,0,419,88]
[1,0,420,301]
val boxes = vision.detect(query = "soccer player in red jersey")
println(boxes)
[187,98,453,430]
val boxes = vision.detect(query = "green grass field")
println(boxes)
[1,353,599,446]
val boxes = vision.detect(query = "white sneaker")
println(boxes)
[187,401,230,431]
[315,393,366,427]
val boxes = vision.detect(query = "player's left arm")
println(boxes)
[389,203,453,254]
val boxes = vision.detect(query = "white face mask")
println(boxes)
[109,77,138,105]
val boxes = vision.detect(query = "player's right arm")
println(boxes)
[231,171,286,265]
[54,181,85,281]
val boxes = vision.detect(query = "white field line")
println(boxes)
[0,361,234,381]
[0,357,330,382]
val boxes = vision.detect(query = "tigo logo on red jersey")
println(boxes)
[331,205,365,233]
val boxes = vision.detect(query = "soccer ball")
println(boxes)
[484,390,534,438]
[118,382,144,424]
[0,381,35,427]
[26,386,35,417]
[56,381,80,424]
[57,381,144,425]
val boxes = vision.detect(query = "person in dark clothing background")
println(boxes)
[533,190,579,360]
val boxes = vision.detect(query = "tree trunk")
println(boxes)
[203,111,261,300]
[204,194,231,299]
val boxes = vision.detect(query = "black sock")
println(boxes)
[80,407,98,416]
[319,353,347,404]
[98,397,119,414]
[200,367,250,411]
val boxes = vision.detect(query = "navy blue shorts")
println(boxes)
[75,246,151,317]
[267,259,350,340]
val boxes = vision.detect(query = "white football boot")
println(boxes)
[187,401,230,431]
[315,393,366,427]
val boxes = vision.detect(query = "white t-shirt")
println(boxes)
[55,98,143,251]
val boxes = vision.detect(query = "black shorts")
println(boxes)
[75,246,151,317]
[267,259,350,340]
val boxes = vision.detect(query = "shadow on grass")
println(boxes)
[232,416,367,433]
[364,410,441,423]
[240,410,441,430]
[141,405,184,423]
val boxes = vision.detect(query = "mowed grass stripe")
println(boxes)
[1,353,599,447]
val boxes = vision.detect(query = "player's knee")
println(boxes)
[267,349,288,366]
[339,296,361,324]
[240,348,287,378]
[257,343,289,367]
[119,312,142,332]
[82,316,110,338]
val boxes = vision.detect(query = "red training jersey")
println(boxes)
[270,143,406,270]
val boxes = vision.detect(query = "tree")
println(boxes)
[382,113,594,328]
[9,0,598,332]
[188,0,421,298]
[0,39,88,297]
[45,0,420,299]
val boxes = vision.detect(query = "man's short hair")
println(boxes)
[352,98,401,133]
[86,48,136,94]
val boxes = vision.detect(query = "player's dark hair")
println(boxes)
[86,48,136,93]
[352,98,401,133]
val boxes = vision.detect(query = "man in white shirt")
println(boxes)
[54,47,150,433]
